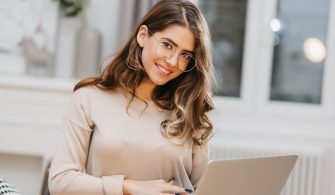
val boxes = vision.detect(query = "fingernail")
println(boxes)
[185,188,193,193]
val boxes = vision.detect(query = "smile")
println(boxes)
[155,63,172,75]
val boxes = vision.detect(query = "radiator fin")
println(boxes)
[209,143,324,195]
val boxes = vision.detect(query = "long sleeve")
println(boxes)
[48,89,125,195]
[189,143,209,189]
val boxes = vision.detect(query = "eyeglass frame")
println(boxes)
[148,30,197,73]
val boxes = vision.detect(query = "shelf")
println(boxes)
[0,74,77,92]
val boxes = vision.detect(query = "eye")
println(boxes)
[161,41,173,50]
[181,53,193,60]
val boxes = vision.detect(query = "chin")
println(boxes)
[147,69,180,86]
[152,79,168,86]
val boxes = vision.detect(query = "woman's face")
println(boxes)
[137,24,195,86]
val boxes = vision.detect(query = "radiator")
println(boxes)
[209,143,325,195]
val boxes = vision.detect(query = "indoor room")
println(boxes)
[0,0,334,194]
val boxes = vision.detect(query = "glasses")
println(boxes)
[150,33,197,72]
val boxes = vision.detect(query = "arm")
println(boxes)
[48,89,124,195]
[189,143,209,189]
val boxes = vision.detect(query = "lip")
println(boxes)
[155,62,172,76]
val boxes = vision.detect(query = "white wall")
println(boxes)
[0,76,74,195]
[210,109,335,195]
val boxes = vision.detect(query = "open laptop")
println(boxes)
[194,155,298,195]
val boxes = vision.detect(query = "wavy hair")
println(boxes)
[74,0,216,146]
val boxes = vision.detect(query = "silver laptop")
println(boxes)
[195,155,298,195]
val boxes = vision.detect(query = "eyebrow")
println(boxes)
[162,37,194,54]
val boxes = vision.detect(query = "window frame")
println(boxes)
[210,0,335,119]
[213,0,260,114]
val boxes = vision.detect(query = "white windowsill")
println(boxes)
[0,74,76,92]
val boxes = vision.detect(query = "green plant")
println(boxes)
[55,0,87,17]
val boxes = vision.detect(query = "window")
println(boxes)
[198,0,248,97]
[198,0,335,118]
[270,0,330,104]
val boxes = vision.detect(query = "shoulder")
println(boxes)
[72,86,124,107]
[73,86,114,101]
[69,86,102,110]
[65,86,120,121]
[73,85,100,97]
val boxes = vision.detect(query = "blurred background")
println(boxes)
[0,0,334,194]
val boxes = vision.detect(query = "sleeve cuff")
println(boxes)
[102,175,125,195]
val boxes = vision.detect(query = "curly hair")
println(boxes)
[74,0,216,146]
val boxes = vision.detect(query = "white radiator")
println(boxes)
[209,143,325,195]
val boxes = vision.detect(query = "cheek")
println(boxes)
[140,44,184,84]
[172,71,183,80]
[141,45,157,68]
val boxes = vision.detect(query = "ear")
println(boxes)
[137,25,149,48]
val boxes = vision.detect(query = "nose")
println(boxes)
[165,52,179,68]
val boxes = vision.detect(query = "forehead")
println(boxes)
[154,25,195,52]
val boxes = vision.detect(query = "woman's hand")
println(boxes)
[122,179,189,195]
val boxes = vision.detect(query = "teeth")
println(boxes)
[157,65,171,74]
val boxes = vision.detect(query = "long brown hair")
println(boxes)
[74,0,216,146]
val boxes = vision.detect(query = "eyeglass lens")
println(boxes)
[156,40,196,72]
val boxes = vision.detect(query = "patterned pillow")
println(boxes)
[0,178,21,195]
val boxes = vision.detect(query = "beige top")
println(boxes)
[48,86,208,195]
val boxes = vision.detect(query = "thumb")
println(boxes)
[168,178,175,184]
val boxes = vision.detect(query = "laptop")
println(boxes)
[194,155,298,195]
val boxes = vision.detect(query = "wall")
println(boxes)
[211,110,335,195]
[0,76,74,194]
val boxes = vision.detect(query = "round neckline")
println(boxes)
[133,96,163,112]
[116,88,163,113]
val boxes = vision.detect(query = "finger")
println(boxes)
[168,180,174,184]
[162,184,185,193]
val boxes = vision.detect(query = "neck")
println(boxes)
[136,78,156,101]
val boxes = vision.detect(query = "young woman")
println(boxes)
[48,0,215,194]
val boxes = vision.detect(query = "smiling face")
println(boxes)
[137,25,195,86]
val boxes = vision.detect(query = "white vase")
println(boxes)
[74,27,101,79]
[54,16,82,78]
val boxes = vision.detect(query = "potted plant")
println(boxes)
[54,0,101,79]
[56,0,87,17]
[54,0,87,78]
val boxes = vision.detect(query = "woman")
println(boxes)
[48,0,215,194]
